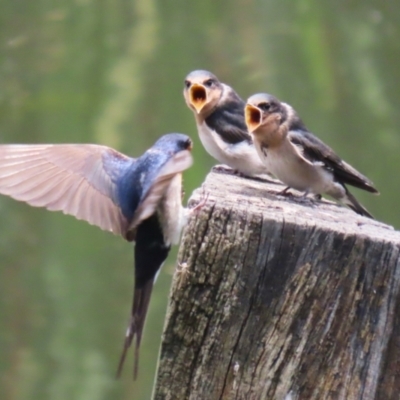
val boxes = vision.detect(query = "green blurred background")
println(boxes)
[0,1,399,399]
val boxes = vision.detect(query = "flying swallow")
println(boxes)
[0,133,194,378]
[183,70,273,178]
[245,93,378,217]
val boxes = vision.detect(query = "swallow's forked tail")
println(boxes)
[343,188,374,219]
[116,280,154,379]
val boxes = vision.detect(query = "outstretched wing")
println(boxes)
[289,130,378,193]
[0,144,132,236]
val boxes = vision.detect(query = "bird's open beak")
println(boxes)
[189,84,208,114]
[245,104,262,133]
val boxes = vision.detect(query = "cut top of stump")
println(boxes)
[190,167,398,245]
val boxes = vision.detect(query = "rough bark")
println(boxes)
[152,168,400,400]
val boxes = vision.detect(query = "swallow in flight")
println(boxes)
[0,133,194,378]
[245,93,378,217]
[183,70,273,178]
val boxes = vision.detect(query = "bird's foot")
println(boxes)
[277,186,293,196]
[190,189,209,214]
[212,165,234,174]
[297,192,322,206]
[212,165,280,184]
[300,192,321,201]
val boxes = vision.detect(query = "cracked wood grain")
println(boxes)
[152,168,400,400]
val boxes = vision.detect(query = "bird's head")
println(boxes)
[152,133,193,155]
[245,93,288,146]
[183,70,223,116]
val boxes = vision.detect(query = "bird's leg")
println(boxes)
[277,186,292,196]
[300,191,322,201]
[190,189,209,214]
[182,189,209,227]
[212,165,280,184]
[300,190,310,199]
[297,191,322,207]
[212,165,234,174]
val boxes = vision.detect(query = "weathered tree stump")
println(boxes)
[152,168,400,400]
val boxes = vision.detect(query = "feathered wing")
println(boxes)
[289,130,378,193]
[205,89,253,145]
[0,144,130,235]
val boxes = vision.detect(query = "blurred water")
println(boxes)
[0,1,399,399]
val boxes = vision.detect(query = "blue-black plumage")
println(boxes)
[0,132,194,379]
[115,134,192,224]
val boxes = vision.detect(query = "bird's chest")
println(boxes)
[197,121,264,175]
[197,121,231,162]
[260,143,325,191]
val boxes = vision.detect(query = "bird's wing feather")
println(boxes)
[129,149,192,230]
[205,92,252,145]
[289,130,378,193]
[0,144,130,235]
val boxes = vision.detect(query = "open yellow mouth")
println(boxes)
[189,84,207,113]
[245,104,262,133]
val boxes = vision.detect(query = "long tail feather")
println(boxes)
[343,189,374,219]
[116,280,154,379]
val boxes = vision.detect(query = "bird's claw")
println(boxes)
[212,165,234,174]
[300,192,321,202]
[190,190,209,214]
[277,186,292,196]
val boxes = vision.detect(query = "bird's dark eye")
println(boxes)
[184,80,191,89]
[259,102,271,112]
[184,138,193,150]
[204,79,215,88]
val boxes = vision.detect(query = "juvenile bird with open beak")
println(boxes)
[183,70,273,178]
[0,133,195,379]
[245,93,378,218]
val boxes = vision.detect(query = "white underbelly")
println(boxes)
[267,148,334,194]
[197,122,268,176]
[158,174,185,245]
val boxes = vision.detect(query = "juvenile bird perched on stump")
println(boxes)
[183,69,273,178]
[0,133,194,378]
[245,93,378,218]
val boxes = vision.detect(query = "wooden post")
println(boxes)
[152,168,400,400]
